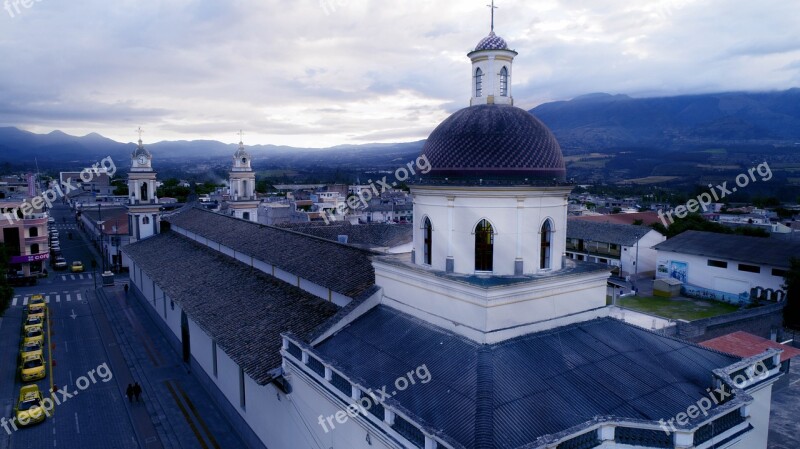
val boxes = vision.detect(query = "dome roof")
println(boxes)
[419,105,566,182]
[132,141,151,159]
[474,31,508,51]
[234,146,250,160]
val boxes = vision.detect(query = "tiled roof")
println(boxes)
[566,219,656,246]
[279,222,412,249]
[571,211,662,226]
[654,230,800,268]
[81,207,130,235]
[420,105,566,182]
[474,31,508,51]
[313,306,738,449]
[700,331,800,363]
[165,207,376,298]
[123,232,340,384]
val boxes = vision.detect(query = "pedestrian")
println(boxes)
[124,283,129,295]
[126,384,134,403]
[133,382,142,402]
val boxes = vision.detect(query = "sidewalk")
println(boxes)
[96,285,248,449]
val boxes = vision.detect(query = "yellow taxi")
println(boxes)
[26,303,46,322]
[19,354,46,382]
[71,261,84,273]
[22,315,44,335]
[22,326,44,346]
[29,294,45,306]
[19,340,43,362]
[15,385,46,426]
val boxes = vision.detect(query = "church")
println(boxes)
[122,16,783,449]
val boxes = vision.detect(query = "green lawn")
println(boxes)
[616,295,740,321]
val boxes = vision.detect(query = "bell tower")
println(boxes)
[227,131,259,222]
[127,127,161,242]
[468,1,517,106]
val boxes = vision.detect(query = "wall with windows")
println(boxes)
[412,185,571,276]
[656,251,788,298]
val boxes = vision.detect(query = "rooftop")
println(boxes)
[123,231,340,384]
[165,207,376,298]
[566,219,657,246]
[312,306,739,449]
[654,230,800,268]
[700,331,800,363]
[279,222,412,250]
[571,211,663,226]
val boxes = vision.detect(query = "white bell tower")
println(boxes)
[227,131,259,222]
[468,1,517,106]
[127,127,161,242]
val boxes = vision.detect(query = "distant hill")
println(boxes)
[531,89,800,150]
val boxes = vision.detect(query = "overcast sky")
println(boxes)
[1,0,798,147]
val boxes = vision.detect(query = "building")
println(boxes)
[654,230,800,303]
[0,200,49,278]
[566,220,666,278]
[80,206,130,272]
[227,135,259,222]
[121,17,784,449]
[572,211,663,226]
[127,133,161,243]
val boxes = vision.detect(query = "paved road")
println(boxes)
[1,204,249,449]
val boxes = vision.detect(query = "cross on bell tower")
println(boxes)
[487,0,498,32]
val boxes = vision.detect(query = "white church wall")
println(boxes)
[299,278,330,301]
[741,384,773,449]
[216,347,242,413]
[189,319,214,375]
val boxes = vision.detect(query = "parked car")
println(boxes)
[25,304,46,322]
[47,217,55,224]
[19,355,46,382]
[22,316,44,335]
[19,340,43,363]
[15,385,46,426]
[22,326,44,346]
[53,257,67,270]
[70,261,84,273]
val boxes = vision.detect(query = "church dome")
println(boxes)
[474,31,508,51]
[419,105,566,182]
[132,143,151,159]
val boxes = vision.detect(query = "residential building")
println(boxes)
[654,230,800,303]
[566,220,666,278]
[0,200,49,278]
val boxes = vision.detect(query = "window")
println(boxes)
[707,260,728,269]
[142,216,150,225]
[29,227,38,237]
[540,220,553,269]
[738,264,761,273]
[242,212,250,221]
[772,268,789,277]
[499,66,508,96]
[239,367,246,410]
[475,68,484,97]
[422,217,432,265]
[475,219,494,271]
[212,342,218,378]
[30,244,39,254]
[140,182,148,201]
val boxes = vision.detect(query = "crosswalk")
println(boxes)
[50,223,78,230]
[59,273,94,281]
[11,290,86,307]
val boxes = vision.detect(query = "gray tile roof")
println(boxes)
[567,219,654,246]
[123,232,340,385]
[165,207,376,298]
[279,222,412,249]
[313,306,739,449]
[654,230,800,268]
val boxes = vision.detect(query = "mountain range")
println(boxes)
[2,89,799,176]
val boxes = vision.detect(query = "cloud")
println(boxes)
[0,0,797,147]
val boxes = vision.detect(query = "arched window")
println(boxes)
[540,220,553,269]
[143,216,150,225]
[422,217,433,265]
[499,66,508,97]
[475,68,484,97]
[141,183,148,201]
[29,227,38,237]
[243,212,250,221]
[475,219,494,272]
[242,180,248,198]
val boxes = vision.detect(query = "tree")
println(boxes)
[0,243,13,317]
[784,258,800,330]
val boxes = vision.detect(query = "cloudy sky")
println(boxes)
[1,0,798,147]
